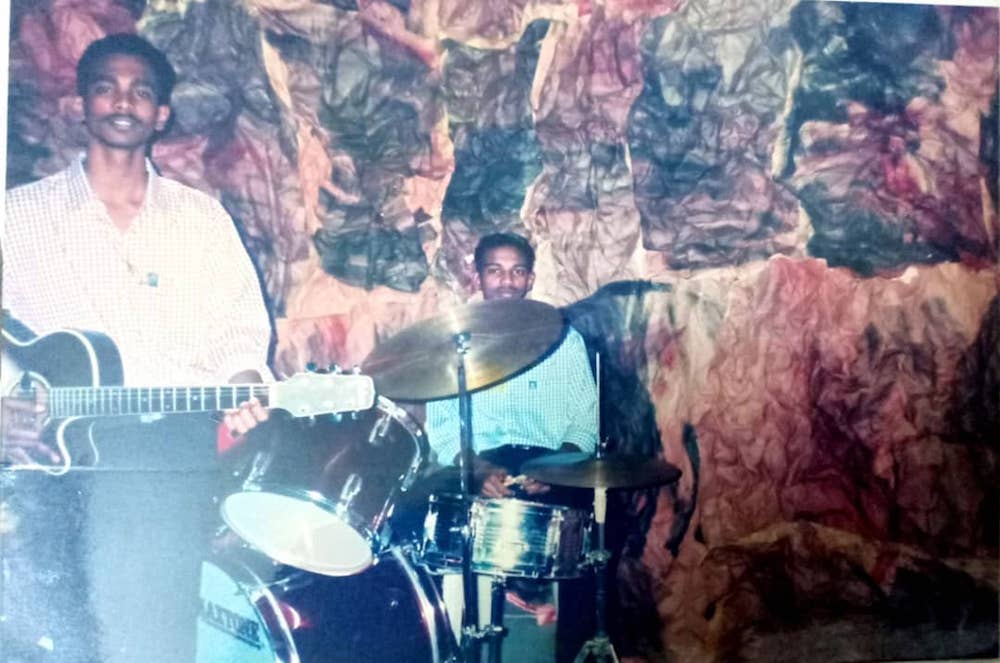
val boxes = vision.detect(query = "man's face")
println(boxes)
[475,246,535,301]
[81,54,170,151]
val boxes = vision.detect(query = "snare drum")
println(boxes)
[419,494,591,579]
[221,397,426,576]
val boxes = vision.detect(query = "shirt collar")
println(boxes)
[67,153,162,212]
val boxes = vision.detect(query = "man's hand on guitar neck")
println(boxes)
[1,395,60,465]
[222,369,270,437]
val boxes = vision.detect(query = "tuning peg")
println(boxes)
[351,366,362,375]
[349,411,360,420]
[305,362,317,372]
[331,413,343,423]
[328,364,342,374]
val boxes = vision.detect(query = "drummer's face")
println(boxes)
[476,246,535,301]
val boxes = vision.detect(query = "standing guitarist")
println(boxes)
[2,34,271,662]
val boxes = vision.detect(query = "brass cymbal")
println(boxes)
[361,299,566,402]
[521,452,682,489]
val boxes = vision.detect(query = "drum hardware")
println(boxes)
[451,575,509,663]
[573,485,617,663]
[456,329,482,663]
[243,447,273,485]
[368,411,394,445]
[522,449,682,663]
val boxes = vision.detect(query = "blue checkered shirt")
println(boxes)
[425,326,598,465]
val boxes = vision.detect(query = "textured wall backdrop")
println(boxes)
[6,0,998,660]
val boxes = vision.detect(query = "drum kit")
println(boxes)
[203,299,681,663]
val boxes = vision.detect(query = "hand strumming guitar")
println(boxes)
[1,392,59,465]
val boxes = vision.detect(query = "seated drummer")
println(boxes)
[423,231,598,662]
[424,232,598,496]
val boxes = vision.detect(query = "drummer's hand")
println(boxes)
[520,477,551,495]
[480,469,512,498]
[223,370,270,436]
[2,395,59,465]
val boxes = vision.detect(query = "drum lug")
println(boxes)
[339,473,363,507]
[244,451,272,489]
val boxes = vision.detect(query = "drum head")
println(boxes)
[221,492,373,576]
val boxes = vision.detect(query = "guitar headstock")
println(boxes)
[271,371,376,417]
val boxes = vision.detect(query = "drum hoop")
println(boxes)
[384,547,455,662]
[374,395,429,492]
[202,555,301,663]
[473,496,588,517]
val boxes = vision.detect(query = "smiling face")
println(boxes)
[475,245,535,301]
[81,53,170,152]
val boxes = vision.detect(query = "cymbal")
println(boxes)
[361,299,565,401]
[521,452,681,489]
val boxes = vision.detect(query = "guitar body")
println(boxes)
[2,322,123,470]
[3,322,124,390]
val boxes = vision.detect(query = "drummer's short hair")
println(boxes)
[77,33,176,105]
[474,233,535,273]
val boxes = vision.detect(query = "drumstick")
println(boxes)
[503,474,528,487]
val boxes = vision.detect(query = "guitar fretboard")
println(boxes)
[48,385,272,418]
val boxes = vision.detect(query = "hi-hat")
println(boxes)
[361,299,566,401]
[522,452,681,489]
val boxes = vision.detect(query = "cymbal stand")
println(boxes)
[486,575,508,663]
[574,484,618,663]
[454,331,482,663]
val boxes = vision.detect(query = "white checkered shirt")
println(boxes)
[425,326,598,464]
[3,155,273,385]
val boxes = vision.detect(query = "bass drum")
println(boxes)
[196,546,458,663]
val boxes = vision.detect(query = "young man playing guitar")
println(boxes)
[1,33,273,662]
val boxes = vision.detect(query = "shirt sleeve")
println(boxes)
[557,327,599,453]
[3,191,32,324]
[193,201,274,383]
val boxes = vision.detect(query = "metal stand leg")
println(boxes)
[454,332,481,663]
[574,487,619,663]
[487,576,507,663]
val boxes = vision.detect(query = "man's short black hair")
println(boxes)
[76,33,176,105]
[474,232,535,273]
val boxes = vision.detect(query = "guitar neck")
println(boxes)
[48,384,273,418]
